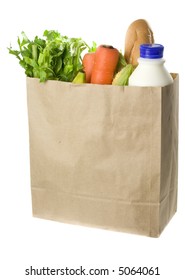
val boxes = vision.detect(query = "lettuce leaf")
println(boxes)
[8,30,89,82]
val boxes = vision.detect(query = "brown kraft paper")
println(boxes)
[27,74,179,237]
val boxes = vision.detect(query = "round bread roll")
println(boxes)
[124,19,154,66]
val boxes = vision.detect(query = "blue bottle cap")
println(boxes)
[140,44,164,59]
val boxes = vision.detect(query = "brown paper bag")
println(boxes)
[27,74,179,237]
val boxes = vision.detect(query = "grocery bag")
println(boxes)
[27,74,179,237]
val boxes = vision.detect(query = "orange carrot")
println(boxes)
[82,52,95,83]
[90,45,119,85]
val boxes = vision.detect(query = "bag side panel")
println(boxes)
[160,75,179,234]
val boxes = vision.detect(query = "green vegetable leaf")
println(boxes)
[88,41,97,52]
[8,30,90,82]
[116,52,127,73]
[112,64,134,86]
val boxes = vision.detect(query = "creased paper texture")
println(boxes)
[27,75,178,237]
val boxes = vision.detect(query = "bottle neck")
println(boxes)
[138,57,165,64]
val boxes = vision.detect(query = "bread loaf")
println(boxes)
[124,19,154,66]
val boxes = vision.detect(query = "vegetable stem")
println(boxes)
[32,45,38,61]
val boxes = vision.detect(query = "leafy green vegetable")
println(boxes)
[8,30,90,82]
[116,51,127,73]
[88,41,97,52]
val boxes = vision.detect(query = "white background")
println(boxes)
[0,0,184,279]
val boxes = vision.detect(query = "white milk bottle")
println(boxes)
[128,44,173,86]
